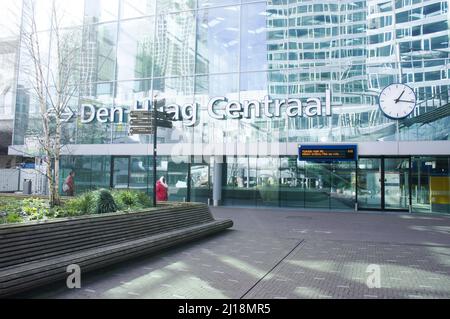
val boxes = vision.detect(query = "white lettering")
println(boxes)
[325,89,332,116]
[226,101,242,119]
[263,96,273,118]
[286,99,302,117]
[80,104,95,123]
[181,103,198,126]
[243,100,260,119]
[305,98,322,117]
[79,92,333,126]
[96,107,109,123]
[208,97,225,120]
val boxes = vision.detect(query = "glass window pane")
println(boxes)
[153,11,196,77]
[168,157,189,202]
[223,156,257,206]
[198,0,240,9]
[113,80,152,144]
[257,157,280,207]
[116,17,155,81]
[412,157,450,214]
[196,6,240,74]
[121,0,155,19]
[84,0,119,23]
[54,0,84,28]
[241,2,269,72]
[190,161,211,204]
[129,156,150,191]
[82,23,118,82]
[157,0,195,13]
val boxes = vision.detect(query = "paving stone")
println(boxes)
[18,207,450,299]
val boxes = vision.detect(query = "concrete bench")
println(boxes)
[0,203,233,297]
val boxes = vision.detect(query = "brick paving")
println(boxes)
[18,207,450,299]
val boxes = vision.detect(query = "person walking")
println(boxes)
[156,176,168,202]
[63,170,75,197]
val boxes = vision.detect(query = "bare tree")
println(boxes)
[20,0,82,207]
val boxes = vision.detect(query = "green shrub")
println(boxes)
[63,192,94,216]
[113,190,138,209]
[136,191,152,208]
[5,212,24,224]
[21,198,50,221]
[112,190,152,210]
[95,189,118,214]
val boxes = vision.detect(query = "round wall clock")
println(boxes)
[378,83,417,119]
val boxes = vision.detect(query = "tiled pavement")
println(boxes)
[18,207,450,299]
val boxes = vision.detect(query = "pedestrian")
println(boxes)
[63,170,75,196]
[156,176,168,202]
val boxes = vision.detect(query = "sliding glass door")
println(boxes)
[358,157,410,211]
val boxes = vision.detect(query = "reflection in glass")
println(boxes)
[240,2,268,72]
[304,162,331,208]
[84,0,119,23]
[358,158,382,209]
[157,0,195,13]
[384,158,410,210]
[121,0,156,19]
[54,0,84,28]
[129,156,150,191]
[116,18,155,81]
[257,157,280,207]
[153,11,196,77]
[196,6,240,74]
[112,157,129,189]
[168,157,189,202]
[412,157,450,214]
[198,0,240,9]
[223,156,256,206]
[191,161,211,203]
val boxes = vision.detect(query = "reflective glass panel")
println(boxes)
[196,6,240,74]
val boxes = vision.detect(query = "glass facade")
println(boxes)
[9,0,450,214]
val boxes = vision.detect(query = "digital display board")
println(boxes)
[299,145,358,162]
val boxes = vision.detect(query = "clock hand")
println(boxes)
[396,99,415,103]
[395,90,405,103]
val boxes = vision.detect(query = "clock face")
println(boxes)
[379,84,416,119]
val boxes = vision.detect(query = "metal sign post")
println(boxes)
[129,99,171,207]
[153,99,158,208]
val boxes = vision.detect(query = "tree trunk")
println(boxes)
[53,120,62,206]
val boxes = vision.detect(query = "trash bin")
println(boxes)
[23,179,32,195]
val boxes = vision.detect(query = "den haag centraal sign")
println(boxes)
[79,90,332,127]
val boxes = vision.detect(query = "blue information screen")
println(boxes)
[299,145,358,162]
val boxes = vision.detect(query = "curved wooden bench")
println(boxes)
[0,203,233,297]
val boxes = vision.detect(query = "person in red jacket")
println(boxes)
[156,176,168,202]
[63,171,75,196]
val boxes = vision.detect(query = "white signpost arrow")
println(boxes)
[46,107,75,122]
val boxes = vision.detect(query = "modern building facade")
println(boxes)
[8,0,450,213]
[0,1,23,168]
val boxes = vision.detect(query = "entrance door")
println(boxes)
[112,156,130,189]
[384,158,410,210]
[357,157,410,211]
[190,163,211,204]
[357,158,382,209]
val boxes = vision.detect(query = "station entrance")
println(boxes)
[357,157,411,212]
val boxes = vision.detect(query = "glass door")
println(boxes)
[384,158,410,210]
[357,157,411,211]
[112,156,130,189]
[190,162,211,204]
[357,158,382,210]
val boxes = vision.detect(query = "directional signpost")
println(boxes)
[128,98,172,207]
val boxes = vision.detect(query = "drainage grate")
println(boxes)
[285,216,313,220]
